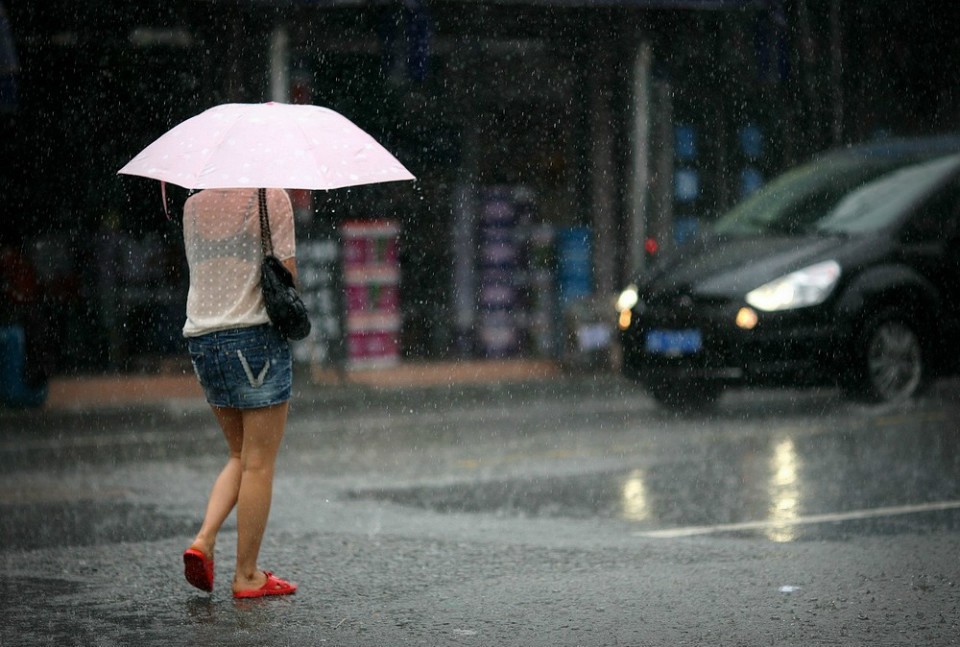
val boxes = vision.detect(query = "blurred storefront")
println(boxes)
[3,0,957,378]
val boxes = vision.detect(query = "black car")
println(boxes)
[618,138,960,409]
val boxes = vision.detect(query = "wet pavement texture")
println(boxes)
[346,411,960,541]
[0,499,197,550]
[1,375,959,645]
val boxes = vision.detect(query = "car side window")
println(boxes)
[900,179,960,244]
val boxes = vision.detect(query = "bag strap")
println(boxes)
[257,188,274,257]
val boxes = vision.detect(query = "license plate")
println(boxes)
[645,329,702,356]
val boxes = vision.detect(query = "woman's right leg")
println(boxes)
[189,405,245,557]
[232,401,289,593]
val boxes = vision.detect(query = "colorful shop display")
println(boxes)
[341,220,401,369]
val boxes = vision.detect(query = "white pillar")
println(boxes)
[269,26,289,103]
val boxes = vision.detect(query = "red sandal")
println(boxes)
[233,571,297,599]
[183,548,214,592]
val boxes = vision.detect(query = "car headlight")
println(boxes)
[745,260,841,312]
[616,284,639,312]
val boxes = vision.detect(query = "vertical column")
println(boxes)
[589,43,616,298]
[627,42,653,279]
[269,26,289,103]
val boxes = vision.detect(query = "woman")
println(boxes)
[180,187,298,599]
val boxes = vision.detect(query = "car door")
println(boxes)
[897,176,960,369]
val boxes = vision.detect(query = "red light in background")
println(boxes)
[644,237,659,255]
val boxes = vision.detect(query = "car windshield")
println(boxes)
[815,154,960,234]
[712,154,925,238]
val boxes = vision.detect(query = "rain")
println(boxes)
[2,1,960,645]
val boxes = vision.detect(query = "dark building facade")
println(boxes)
[2,0,957,376]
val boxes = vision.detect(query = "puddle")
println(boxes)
[348,470,633,520]
[347,459,960,542]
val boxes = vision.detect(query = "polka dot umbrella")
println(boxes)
[118,102,415,191]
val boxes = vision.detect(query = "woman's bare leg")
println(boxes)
[232,401,289,593]
[189,406,245,557]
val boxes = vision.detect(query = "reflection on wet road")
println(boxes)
[347,383,960,542]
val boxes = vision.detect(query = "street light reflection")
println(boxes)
[621,468,650,521]
[766,438,801,542]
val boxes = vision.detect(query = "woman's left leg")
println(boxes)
[232,401,289,593]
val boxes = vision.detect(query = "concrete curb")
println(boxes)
[41,359,563,411]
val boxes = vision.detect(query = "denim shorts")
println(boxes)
[187,325,292,409]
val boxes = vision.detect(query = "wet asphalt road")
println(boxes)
[1,375,959,646]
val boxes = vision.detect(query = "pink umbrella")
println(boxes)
[118,102,415,190]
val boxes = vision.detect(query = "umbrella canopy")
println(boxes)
[118,102,415,190]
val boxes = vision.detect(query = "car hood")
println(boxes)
[642,235,853,300]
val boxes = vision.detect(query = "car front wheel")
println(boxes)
[848,309,926,404]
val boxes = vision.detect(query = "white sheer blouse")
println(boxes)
[182,188,295,337]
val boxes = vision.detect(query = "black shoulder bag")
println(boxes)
[258,188,311,341]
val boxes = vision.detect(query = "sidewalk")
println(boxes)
[42,359,563,411]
